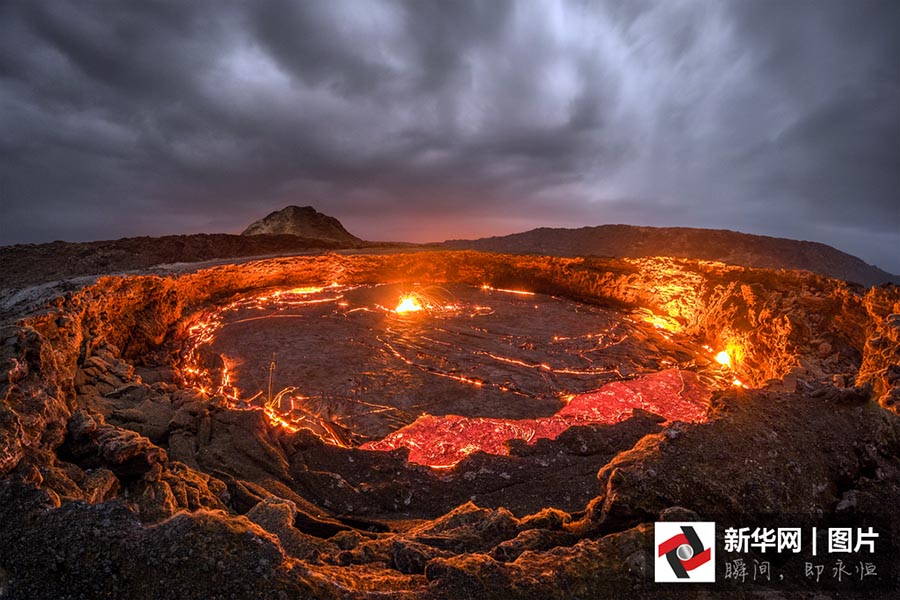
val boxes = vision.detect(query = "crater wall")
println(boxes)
[1,251,899,598]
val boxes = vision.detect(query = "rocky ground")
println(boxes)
[1,250,899,598]
[445,224,899,287]
[0,233,367,289]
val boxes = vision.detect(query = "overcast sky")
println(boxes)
[1,0,897,271]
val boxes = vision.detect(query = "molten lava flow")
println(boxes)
[178,285,358,446]
[181,283,737,455]
[715,350,731,366]
[636,308,682,333]
[395,294,424,314]
[361,369,711,468]
[481,284,535,296]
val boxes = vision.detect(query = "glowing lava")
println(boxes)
[395,294,424,314]
[481,284,535,296]
[715,350,731,366]
[637,309,682,333]
[178,285,356,445]
[180,283,738,460]
[361,369,711,468]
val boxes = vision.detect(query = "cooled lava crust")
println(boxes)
[1,250,899,599]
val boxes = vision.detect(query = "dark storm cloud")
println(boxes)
[0,0,897,271]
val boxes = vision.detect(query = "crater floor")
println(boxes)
[185,283,730,458]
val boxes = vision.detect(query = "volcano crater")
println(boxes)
[179,282,733,467]
[3,251,900,597]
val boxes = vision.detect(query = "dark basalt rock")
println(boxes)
[62,409,167,481]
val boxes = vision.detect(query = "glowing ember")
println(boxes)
[278,286,326,296]
[715,350,731,366]
[395,294,424,314]
[637,309,682,333]
[481,284,535,296]
[361,369,711,468]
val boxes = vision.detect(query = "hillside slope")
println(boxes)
[446,225,897,286]
[242,205,361,243]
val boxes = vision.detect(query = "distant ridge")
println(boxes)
[242,205,361,244]
[0,233,369,288]
[445,225,898,287]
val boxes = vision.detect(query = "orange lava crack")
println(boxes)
[361,368,711,468]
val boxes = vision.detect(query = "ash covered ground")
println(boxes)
[1,248,899,599]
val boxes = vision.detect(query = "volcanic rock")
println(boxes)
[0,233,365,290]
[584,387,900,534]
[242,205,362,244]
[247,496,332,559]
[1,249,899,597]
[391,539,454,574]
[0,482,323,599]
[446,224,899,286]
[62,409,167,481]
